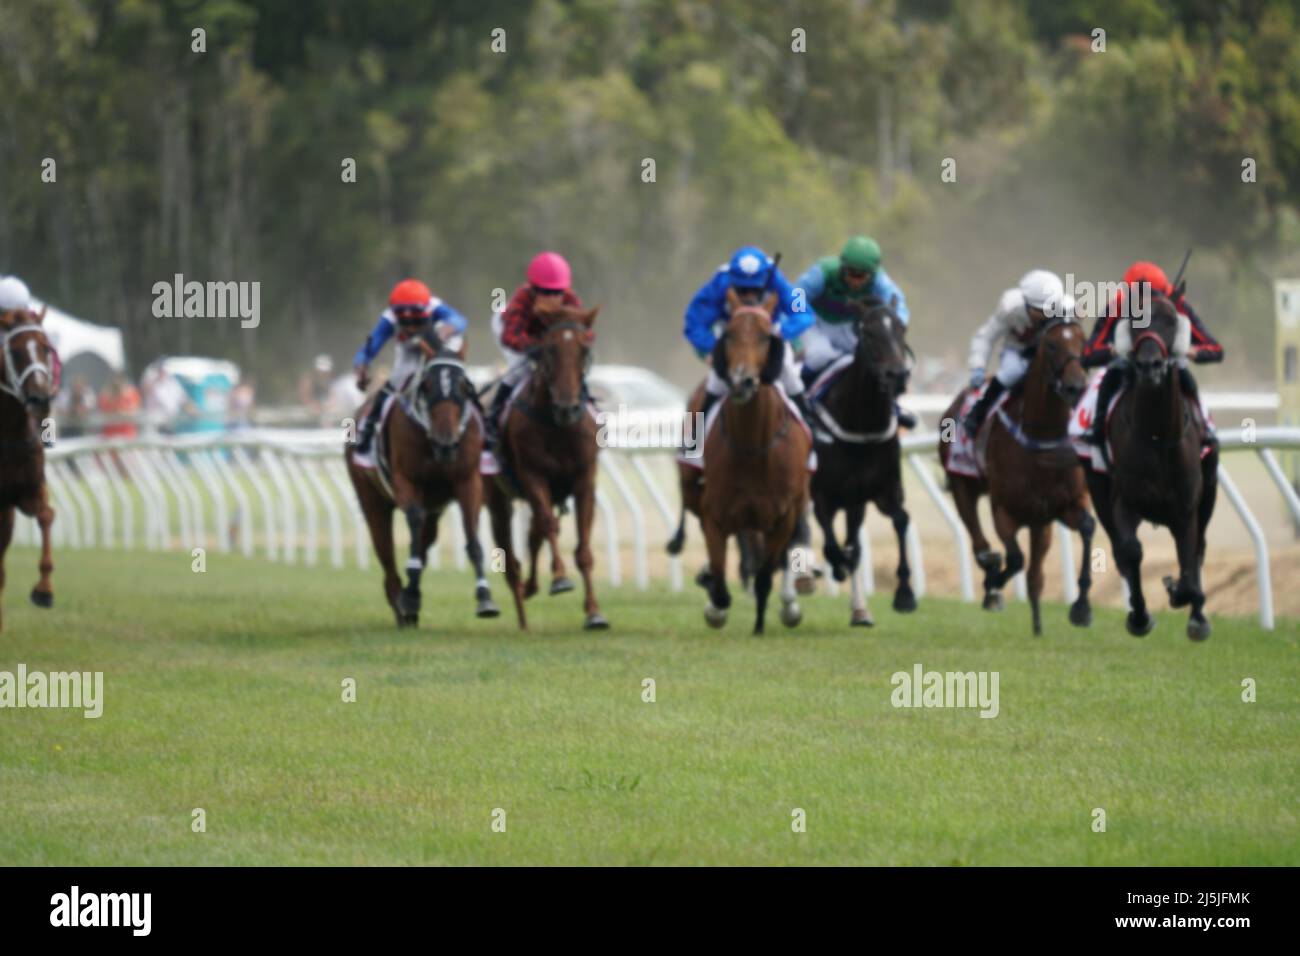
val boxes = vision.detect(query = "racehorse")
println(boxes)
[1087,294,1217,640]
[697,289,812,634]
[346,347,498,627]
[486,305,608,631]
[808,296,915,626]
[939,316,1096,635]
[0,303,56,631]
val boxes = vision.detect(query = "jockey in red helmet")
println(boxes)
[484,252,587,452]
[1083,260,1222,450]
[352,278,469,460]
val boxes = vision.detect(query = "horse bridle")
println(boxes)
[1035,317,1085,400]
[1,321,53,404]
[409,356,474,445]
[854,304,914,390]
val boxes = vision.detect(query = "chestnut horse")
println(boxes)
[1088,295,1217,640]
[939,317,1096,635]
[0,304,56,631]
[698,290,812,635]
[486,305,607,631]
[809,296,915,626]
[346,349,498,627]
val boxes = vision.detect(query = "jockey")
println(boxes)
[353,278,468,458]
[795,234,915,428]
[962,269,1068,438]
[483,251,586,451]
[1082,259,1222,448]
[683,245,814,425]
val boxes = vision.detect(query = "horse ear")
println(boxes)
[761,291,778,315]
[582,306,599,326]
[34,305,47,323]
[725,286,740,313]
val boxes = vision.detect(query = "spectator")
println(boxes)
[98,373,141,439]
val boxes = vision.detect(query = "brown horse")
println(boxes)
[0,304,56,631]
[939,317,1095,635]
[698,289,812,635]
[809,296,915,626]
[486,305,607,631]
[1088,295,1217,640]
[346,350,498,627]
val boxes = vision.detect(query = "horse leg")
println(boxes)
[1166,514,1211,641]
[813,496,847,581]
[1026,523,1051,637]
[666,505,687,555]
[487,484,526,630]
[791,510,816,595]
[352,475,402,624]
[1061,503,1096,627]
[778,543,804,628]
[457,478,499,618]
[572,473,607,630]
[1112,498,1152,637]
[839,499,872,627]
[25,486,54,609]
[0,506,12,632]
[884,496,916,613]
[952,476,1001,609]
[395,499,428,627]
[702,513,730,628]
[988,503,1025,608]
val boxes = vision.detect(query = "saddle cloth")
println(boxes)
[943,385,1009,479]
[1069,370,1214,474]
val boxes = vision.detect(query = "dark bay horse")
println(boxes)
[939,317,1096,635]
[1088,295,1217,640]
[808,297,915,626]
[487,305,608,631]
[0,304,56,631]
[699,289,812,635]
[346,350,498,627]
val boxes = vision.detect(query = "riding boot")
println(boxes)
[484,383,512,449]
[355,384,392,456]
[962,378,1005,439]
[1086,362,1125,446]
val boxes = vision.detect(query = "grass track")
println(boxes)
[1,546,1296,865]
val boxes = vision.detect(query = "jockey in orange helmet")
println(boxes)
[353,278,468,459]
[1082,260,1222,449]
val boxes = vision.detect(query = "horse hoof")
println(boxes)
[397,612,418,628]
[982,591,1004,612]
[1126,610,1154,637]
[523,580,539,599]
[851,608,875,627]
[704,604,727,628]
[694,569,711,589]
[780,601,802,628]
[1068,599,1092,628]
[1187,617,1211,642]
[831,565,847,583]
[893,589,917,613]
[398,591,421,616]
[794,574,816,596]
[550,577,575,596]
[583,613,610,630]
[476,600,501,618]
[29,589,53,609]
[666,535,684,556]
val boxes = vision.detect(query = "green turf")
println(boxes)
[0,546,1296,866]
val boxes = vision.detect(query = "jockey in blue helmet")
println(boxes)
[683,245,814,425]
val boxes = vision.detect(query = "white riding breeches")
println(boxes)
[801,318,858,375]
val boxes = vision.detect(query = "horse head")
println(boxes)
[851,296,911,398]
[720,287,778,405]
[1032,316,1087,406]
[414,351,476,464]
[533,305,598,427]
[1129,294,1184,389]
[0,304,53,419]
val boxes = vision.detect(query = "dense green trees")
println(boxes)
[2,0,1298,393]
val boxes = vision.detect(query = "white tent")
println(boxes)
[31,297,127,374]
